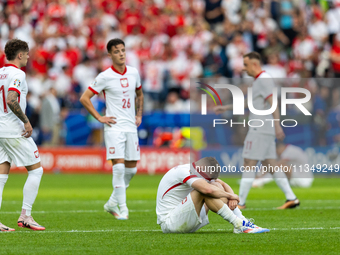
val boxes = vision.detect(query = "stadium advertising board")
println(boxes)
[10,147,194,174]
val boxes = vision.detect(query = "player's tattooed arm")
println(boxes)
[135,88,144,127]
[136,88,144,117]
[6,91,28,123]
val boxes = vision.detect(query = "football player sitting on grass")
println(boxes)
[156,157,270,234]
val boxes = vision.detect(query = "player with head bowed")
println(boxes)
[156,157,270,234]
[0,39,45,231]
[80,39,143,220]
[214,52,299,209]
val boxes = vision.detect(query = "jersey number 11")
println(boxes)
[0,85,8,113]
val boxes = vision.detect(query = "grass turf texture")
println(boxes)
[0,174,339,255]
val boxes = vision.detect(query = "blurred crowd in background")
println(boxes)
[0,0,340,146]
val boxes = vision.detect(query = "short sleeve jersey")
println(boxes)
[156,164,201,224]
[0,64,28,138]
[248,71,276,136]
[88,65,142,133]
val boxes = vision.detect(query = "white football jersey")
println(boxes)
[0,64,28,138]
[248,71,276,136]
[156,164,201,224]
[281,144,314,179]
[89,65,142,132]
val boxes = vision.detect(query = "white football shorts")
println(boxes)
[0,137,40,167]
[242,133,277,161]
[104,131,140,161]
[160,193,209,233]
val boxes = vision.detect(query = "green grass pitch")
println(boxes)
[1,174,339,254]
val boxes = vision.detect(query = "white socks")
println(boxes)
[0,174,9,209]
[109,165,137,209]
[217,204,243,228]
[124,167,137,189]
[110,163,127,210]
[239,168,296,204]
[0,169,43,216]
[273,171,296,200]
[233,207,247,221]
[22,167,43,216]
[239,171,256,205]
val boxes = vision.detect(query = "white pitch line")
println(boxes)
[215,227,340,231]
[2,200,149,205]
[270,227,340,231]
[253,200,340,204]
[0,209,152,214]
[1,227,340,234]
[2,200,340,205]
[0,229,162,234]
[0,206,338,215]
[243,206,340,211]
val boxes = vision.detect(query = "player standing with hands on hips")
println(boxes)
[214,52,299,209]
[0,39,45,231]
[80,39,143,220]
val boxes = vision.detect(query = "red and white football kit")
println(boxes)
[242,71,277,161]
[156,164,210,233]
[88,65,142,160]
[0,64,40,167]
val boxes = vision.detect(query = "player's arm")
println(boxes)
[79,89,116,127]
[216,179,238,210]
[135,87,143,127]
[191,179,239,202]
[216,179,234,194]
[6,90,32,138]
[266,95,285,140]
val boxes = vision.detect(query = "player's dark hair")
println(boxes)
[106,38,125,53]
[4,39,29,61]
[243,51,261,62]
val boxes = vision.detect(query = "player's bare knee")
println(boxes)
[125,160,137,168]
[243,158,251,165]
[244,158,256,166]
[111,158,125,165]
[211,182,229,204]
[26,162,41,171]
